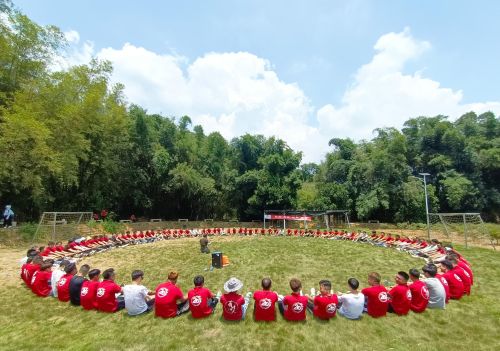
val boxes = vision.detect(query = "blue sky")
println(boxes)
[14,0,500,162]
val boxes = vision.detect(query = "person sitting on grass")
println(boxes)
[408,268,429,313]
[447,255,471,296]
[306,280,338,321]
[388,271,412,316]
[440,260,464,300]
[50,260,68,298]
[421,264,446,309]
[253,278,279,322]
[31,261,53,297]
[57,262,78,302]
[188,275,219,319]
[361,272,389,318]
[69,264,90,306]
[279,278,308,322]
[123,270,155,316]
[96,268,124,313]
[155,271,189,318]
[80,269,101,310]
[337,278,365,320]
[24,255,44,289]
[221,277,252,321]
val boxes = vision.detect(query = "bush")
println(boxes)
[101,220,125,234]
[18,223,38,241]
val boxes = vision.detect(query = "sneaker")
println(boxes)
[310,288,316,296]
[245,292,252,299]
[216,291,222,299]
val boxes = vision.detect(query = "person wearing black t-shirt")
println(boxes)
[69,264,90,305]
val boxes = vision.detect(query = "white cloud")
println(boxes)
[59,28,500,163]
[317,28,500,142]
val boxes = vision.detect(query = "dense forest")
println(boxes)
[1,2,499,222]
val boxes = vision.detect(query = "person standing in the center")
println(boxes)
[200,234,210,254]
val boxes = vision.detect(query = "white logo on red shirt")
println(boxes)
[378,292,388,302]
[421,286,429,300]
[454,274,462,282]
[157,287,169,298]
[58,278,66,286]
[259,298,272,310]
[81,287,89,296]
[225,300,237,314]
[191,295,202,306]
[439,277,448,286]
[31,272,37,285]
[97,288,105,297]
[406,290,412,300]
[292,302,304,313]
[326,303,337,314]
[464,270,470,278]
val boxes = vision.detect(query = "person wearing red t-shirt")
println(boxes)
[388,271,412,316]
[188,275,219,318]
[361,272,389,318]
[307,280,338,320]
[457,259,473,286]
[155,271,189,318]
[57,262,77,302]
[31,262,53,297]
[279,278,308,321]
[253,278,278,322]
[435,272,451,304]
[448,256,471,295]
[408,268,429,313]
[81,269,101,310]
[95,268,124,313]
[440,260,464,300]
[220,277,251,321]
[24,255,44,288]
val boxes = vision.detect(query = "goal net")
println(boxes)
[33,212,93,244]
[428,213,494,249]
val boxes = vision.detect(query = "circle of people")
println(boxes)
[20,226,473,321]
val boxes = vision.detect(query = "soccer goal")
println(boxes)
[428,213,494,249]
[32,212,93,243]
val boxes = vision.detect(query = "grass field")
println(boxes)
[1,236,499,351]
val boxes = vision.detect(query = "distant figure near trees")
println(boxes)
[3,205,14,228]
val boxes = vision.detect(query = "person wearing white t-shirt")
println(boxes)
[50,260,70,298]
[422,264,446,309]
[337,278,365,320]
[123,270,155,316]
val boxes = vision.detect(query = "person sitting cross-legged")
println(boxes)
[96,268,125,313]
[31,261,54,297]
[188,275,219,319]
[155,271,189,318]
[337,278,365,320]
[253,278,279,322]
[306,280,338,321]
[440,260,464,300]
[421,264,446,309]
[221,277,252,321]
[69,264,90,306]
[408,268,429,313]
[361,272,389,318]
[388,271,412,316]
[57,262,78,302]
[123,270,155,316]
[279,278,308,322]
[81,269,101,310]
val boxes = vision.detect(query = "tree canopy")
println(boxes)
[1,2,498,223]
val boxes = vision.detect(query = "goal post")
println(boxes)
[33,212,93,244]
[428,213,494,249]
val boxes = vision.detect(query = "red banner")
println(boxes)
[264,214,312,221]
